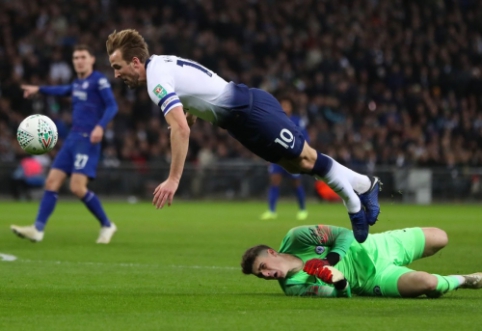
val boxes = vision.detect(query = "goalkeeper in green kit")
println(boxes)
[241,225,482,298]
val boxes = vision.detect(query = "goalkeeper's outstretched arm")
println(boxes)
[284,282,351,298]
[284,266,351,298]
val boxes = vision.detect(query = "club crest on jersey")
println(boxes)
[373,285,382,296]
[153,84,167,99]
[315,246,325,255]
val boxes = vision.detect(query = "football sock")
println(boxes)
[268,186,280,212]
[34,190,58,231]
[81,191,111,227]
[431,274,463,295]
[294,185,306,210]
[311,153,366,213]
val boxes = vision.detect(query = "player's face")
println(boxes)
[72,50,95,76]
[280,100,293,116]
[109,49,144,89]
[252,250,288,280]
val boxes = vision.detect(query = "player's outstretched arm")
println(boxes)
[22,84,73,97]
[284,282,352,298]
[20,85,40,98]
[153,105,190,209]
[287,225,355,265]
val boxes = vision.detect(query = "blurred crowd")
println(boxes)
[1,0,482,171]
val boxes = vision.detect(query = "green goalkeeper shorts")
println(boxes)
[359,227,426,297]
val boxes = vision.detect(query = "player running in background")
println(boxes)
[11,45,119,244]
[106,29,380,243]
[241,224,482,298]
[260,96,308,221]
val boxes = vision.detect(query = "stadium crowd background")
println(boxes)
[0,0,482,175]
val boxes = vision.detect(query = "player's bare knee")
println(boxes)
[434,228,448,248]
[298,157,315,173]
[422,228,448,257]
[69,182,86,198]
[44,176,60,191]
[420,274,438,293]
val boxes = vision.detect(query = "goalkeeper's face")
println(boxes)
[252,249,289,280]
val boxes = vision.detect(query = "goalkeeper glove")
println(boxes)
[303,258,330,275]
[314,266,345,284]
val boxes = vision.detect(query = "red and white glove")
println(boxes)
[303,258,330,275]
[312,266,345,284]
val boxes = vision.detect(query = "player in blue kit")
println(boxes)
[106,29,380,243]
[11,45,119,244]
[260,97,309,221]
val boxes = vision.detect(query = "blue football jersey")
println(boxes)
[39,71,118,134]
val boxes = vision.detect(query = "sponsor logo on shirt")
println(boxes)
[73,90,87,100]
[82,81,89,89]
[153,84,167,99]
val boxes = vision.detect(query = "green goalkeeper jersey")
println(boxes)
[278,225,376,297]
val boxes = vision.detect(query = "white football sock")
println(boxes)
[315,157,371,213]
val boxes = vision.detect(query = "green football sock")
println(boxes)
[428,274,461,297]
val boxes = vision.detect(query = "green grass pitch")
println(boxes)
[0,201,480,331]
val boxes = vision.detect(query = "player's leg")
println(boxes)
[71,141,116,244]
[277,142,379,218]
[291,176,308,221]
[260,166,282,220]
[10,168,66,242]
[225,88,376,242]
[70,173,112,227]
[420,227,448,258]
[397,271,470,298]
[277,143,375,242]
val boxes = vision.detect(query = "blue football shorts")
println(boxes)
[51,132,101,179]
[225,88,306,163]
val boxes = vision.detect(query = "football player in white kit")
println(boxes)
[106,29,380,243]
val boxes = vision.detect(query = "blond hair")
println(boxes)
[106,29,150,63]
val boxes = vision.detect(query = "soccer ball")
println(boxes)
[17,114,58,155]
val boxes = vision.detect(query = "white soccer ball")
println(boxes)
[17,114,58,155]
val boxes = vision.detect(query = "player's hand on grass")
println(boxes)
[153,179,179,209]
[303,258,330,275]
[21,85,39,98]
[90,125,104,144]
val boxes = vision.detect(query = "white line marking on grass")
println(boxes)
[0,253,17,262]
[17,259,238,270]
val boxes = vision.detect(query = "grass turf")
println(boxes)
[0,201,480,331]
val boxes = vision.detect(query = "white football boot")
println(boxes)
[96,222,117,244]
[461,273,482,289]
[11,225,44,242]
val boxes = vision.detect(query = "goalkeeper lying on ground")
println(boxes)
[241,225,482,298]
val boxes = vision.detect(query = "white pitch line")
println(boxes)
[0,253,17,262]
[15,258,238,270]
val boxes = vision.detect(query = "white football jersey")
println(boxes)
[146,55,249,125]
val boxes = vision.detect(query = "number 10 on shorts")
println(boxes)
[274,129,295,149]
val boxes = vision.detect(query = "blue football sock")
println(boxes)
[34,190,58,231]
[268,186,280,212]
[294,185,306,210]
[81,191,111,227]
[310,153,333,178]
